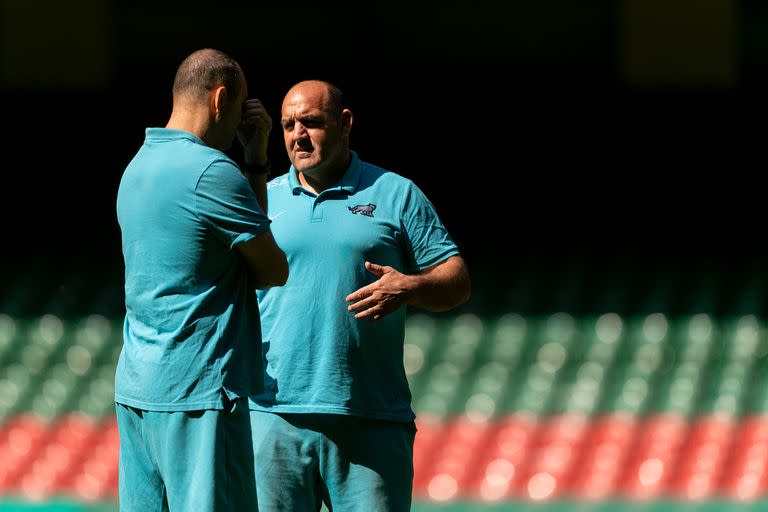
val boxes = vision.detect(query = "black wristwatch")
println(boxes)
[243,160,271,176]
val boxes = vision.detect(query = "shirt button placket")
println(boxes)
[311,197,324,223]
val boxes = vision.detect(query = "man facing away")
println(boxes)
[251,80,471,511]
[115,48,287,511]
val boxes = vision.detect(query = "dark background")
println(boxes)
[1,0,766,317]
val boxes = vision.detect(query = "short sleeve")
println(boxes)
[401,181,460,272]
[195,160,270,248]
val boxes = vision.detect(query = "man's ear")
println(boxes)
[341,108,353,137]
[211,86,227,121]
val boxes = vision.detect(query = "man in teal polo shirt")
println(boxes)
[251,80,471,511]
[115,48,288,511]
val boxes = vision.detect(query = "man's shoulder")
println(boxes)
[194,157,249,196]
[356,158,413,190]
[125,141,237,186]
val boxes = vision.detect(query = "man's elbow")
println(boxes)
[446,276,471,310]
[457,277,471,306]
[448,262,471,308]
[268,253,290,287]
[254,253,289,289]
[274,257,289,286]
[426,277,471,312]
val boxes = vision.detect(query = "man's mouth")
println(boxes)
[296,141,313,154]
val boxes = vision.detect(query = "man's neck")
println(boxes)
[298,152,351,195]
[166,108,213,148]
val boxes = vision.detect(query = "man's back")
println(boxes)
[116,127,268,411]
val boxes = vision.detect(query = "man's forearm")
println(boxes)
[244,170,268,214]
[406,256,471,312]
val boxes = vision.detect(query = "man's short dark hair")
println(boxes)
[172,48,243,101]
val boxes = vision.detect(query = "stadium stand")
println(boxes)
[2,310,768,511]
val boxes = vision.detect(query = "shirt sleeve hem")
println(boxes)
[414,249,461,272]
[229,221,271,250]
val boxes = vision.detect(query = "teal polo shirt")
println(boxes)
[116,128,270,411]
[251,151,459,422]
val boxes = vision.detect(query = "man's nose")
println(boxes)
[293,121,307,135]
[293,124,308,142]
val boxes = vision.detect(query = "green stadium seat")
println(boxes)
[0,378,20,422]
[582,313,625,364]
[673,314,716,364]
[722,315,761,362]
[485,314,528,367]
[404,315,440,395]
[554,361,605,416]
[405,314,440,353]
[76,369,117,420]
[31,315,67,352]
[1,363,32,420]
[508,365,558,416]
[414,362,464,418]
[440,314,485,372]
[0,314,17,362]
[650,363,702,417]
[541,313,578,352]
[72,315,113,358]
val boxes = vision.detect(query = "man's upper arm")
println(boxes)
[195,160,287,287]
[401,181,460,271]
[235,230,288,288]
[195,160,270,247]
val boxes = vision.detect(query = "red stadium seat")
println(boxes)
[618,414,688,499]
[721,416,768,500]
[418,416,491,501]
[0,415,48,493]
[467,413,539,501]
[514,414,589,501]
[668,415,735,500]
[568,414,638,499]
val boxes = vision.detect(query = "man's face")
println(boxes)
[281,85,344,175]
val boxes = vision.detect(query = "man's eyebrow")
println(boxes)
[282,114,322,123]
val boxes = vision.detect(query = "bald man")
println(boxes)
[115,48,287,511]
[249,80,471,511]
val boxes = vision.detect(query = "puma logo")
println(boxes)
[348,204,376,217]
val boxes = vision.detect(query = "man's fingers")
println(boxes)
[242,98,263,110]
[242,101,272,126]
[346,285,373,303]
[346,262,387,302]
[348,296,375,312]
[354,306,382,320]
[365,261,385,276]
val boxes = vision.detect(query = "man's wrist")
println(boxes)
[243,160,272,176]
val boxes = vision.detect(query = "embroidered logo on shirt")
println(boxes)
[267,176,288,190]
[348,204,377,217]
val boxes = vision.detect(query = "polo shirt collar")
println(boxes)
[289,151,363,195]
[145,127,206,147]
